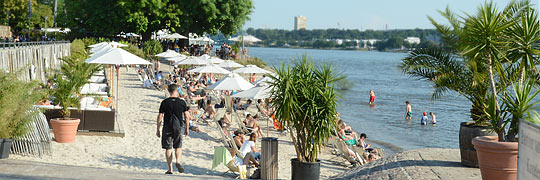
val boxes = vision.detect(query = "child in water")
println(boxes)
[369,90,375,105]
[421,112,428,125]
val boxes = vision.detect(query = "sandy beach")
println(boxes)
[11,66,349,179]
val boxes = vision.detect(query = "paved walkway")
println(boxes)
[331,148,481,180]
[0,159,227,180]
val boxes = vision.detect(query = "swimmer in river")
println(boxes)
[430,112,436,124]
[405,101,412,120]
[369,90,375,105]
[421,112,428,125]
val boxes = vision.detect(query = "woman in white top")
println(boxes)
[239,133,261,160]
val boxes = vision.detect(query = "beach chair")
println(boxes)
[335,139,362,167]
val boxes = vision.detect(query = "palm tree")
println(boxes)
[400,48,490,124]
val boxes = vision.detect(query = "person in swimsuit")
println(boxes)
[405,101,412,120]
[369,90,375,104]
[430,112,437,124]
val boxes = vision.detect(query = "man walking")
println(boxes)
[157,84,190,174]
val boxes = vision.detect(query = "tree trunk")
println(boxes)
[519,65,525,84]
[486,49,505,142]
[142,31,152,42]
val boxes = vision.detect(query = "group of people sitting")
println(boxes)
[335,113,382,164]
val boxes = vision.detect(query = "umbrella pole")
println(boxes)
[116,66,119,111]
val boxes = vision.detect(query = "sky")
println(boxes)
[244,0,540,30]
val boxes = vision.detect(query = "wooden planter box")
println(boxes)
[42,108,115,132]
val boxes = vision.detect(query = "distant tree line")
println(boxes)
[242,28,441,50]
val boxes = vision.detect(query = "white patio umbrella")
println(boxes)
[125,33,140,37]
[167,33,188,39]
[231,85,271,99]
[156,49,183,58]
[228,35,261,43]
[218,60,245,69]
[233,64,271,74]
[109,41,128,47]
[207,73,254,91]
[88,42,108,48]
[85,48,151,111]
[207,57,224,64]
[187,64,231,74]
[253,76,274,86]
[90,44,113,53]
[173,57,208,66]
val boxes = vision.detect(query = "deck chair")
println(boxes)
[335,139,362,166]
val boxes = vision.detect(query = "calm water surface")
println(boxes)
[249,47,471,150]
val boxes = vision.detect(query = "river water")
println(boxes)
[249,47,471,151]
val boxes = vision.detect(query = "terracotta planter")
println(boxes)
[50,118,80,143]
[472,136,518,180]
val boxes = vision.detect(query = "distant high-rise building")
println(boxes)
[294,16,306,30]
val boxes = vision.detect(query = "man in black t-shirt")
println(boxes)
[156,84,190,174]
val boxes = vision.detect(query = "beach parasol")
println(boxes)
[253,76,274,86]
[218,60,245,69]
[85,48,151,111]
[228,35,261,43]
[233,65,271,74]
[187,64,231,74]
[156,49,183,58]
[166,33,188,39]
[88,42,108,48]
[173,57,208,66]
[207,57,225,64]
[231,85,271,99]
[207,73,254,91]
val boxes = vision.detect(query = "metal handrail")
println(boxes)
[0,40,70,49]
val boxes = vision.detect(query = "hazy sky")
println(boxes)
[244,0,540,30]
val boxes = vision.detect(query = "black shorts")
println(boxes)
[161,130,183,149]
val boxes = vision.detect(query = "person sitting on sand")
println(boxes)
[359,133,371,150]
[231,146,259,167]
[430,112,437,124]
[205,100,216,119]
[247,115,264,138]
[405,101,412,120]
[233,130,246,148]
[421,112,428,126]
[367,153,380,162]
[239,133,261,160]
[239,99,252,110]
[338,123,358,146]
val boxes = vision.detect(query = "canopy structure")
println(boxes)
[166,33,188,39]
[165,56,187,63]
[231,85,271,99]
[187,64,231,74]
[85,48,151,65]
[218,60,245,69]
[156,49,184,58]
[173,57,208,66]
[88,42,108,48]
[207,73,254,91]
[90,44,113,53]
[233,65,271,74]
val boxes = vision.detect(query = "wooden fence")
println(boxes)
[0,42,70,82]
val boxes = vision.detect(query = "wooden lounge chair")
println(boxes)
[335,139,362,167]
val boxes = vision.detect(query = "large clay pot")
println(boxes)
[472,136,518,180]
[50,118,80,143]
[459,122,496,167]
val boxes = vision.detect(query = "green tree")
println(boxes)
[142,40,163,60]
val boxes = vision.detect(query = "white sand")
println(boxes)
[11,67,348,179]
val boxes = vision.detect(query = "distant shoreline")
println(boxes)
[249,45,410,53]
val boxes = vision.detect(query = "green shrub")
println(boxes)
[121,43,145,58]
[143,40,163,60]
[70,39,86,55]
[0,71,45,139]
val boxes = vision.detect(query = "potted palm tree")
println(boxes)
[49,54,101,143]
[268,54,343,180]
[0,71,44,158]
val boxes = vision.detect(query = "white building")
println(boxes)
[294,16,306,30]
[404,37,421,44]
[361,39,379,48]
